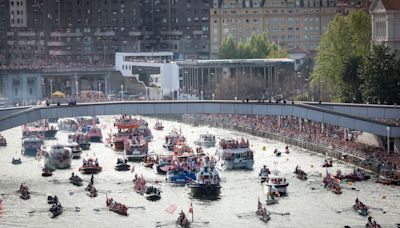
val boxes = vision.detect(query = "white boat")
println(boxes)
[22,136,44,156]
[58,118,80,131]
[65,142,82,159]
[215,138,254,170]
[42,144,72,169]
[124,137,148,161]
[194,133,216,147]
[264,175,289,196]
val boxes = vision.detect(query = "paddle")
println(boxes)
[270,211,290,216]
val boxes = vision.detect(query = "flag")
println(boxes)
[131,165,135,173]
[165,204,177,214]
[188,202,193,214]
[257,198,262,210]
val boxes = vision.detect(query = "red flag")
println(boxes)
[165,204,177,214]
[188,202,193,214]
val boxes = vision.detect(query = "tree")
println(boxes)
[341,56,362,102]
[218,32,287,59]
[214,75,266,99]
[219,34,237,59]
[311,10,371,101]
[359,45,400,105]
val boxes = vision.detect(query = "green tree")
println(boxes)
[359,45,400,104]
[341,56,362,102]
[311,10,371,101]
[219,34,237,59]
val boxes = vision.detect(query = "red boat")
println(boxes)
[106,197,128,216]
[376,178,400,186]
[114,115,140,129]
[79,158,102,174]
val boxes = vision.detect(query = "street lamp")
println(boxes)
[49,79,53,97]
[386,126,390,155]
[121,84,124,101]
[200,90,203,100]
[98,82,101,100]
[212,93,215,100]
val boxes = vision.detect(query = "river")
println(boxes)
[0,116,399,228]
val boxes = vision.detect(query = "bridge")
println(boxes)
[0,101,399,139]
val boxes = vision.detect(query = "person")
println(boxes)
[54,195,58,203]
[71,172,74,178]
[90,174,94,185]
[259,165,270,176]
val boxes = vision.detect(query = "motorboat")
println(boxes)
[22,136,44,156]
[264,175,289,196]
[115,158,131,171]
[353,198,369,216]
[215,138,254,170]
[0,134,7,146]
[194,133,216,148]
[79,158,102,174]
[153,121,164,130]
[322,158,333,167]
[124,137,148,161]
[133,175,147,194]
[58,118,80,131]
[65,142,82,159]
[144,186,161,201]
[18,184,30,200]
[87,186,98,198]
[335,169,370,181]
[166,170,196,184]
[259,166,271,183]
[114,115,140,129]
[87,125,102,142]
[323,174,342,194]
[68,132,91,150]
[142,155,156,168]
[49,202,63,218]
[106,197,128,216]
[163,129,185,151]
[42,167,53,177]
[187,158,221,199]
[12,157,22,165]
[106,130,132,151]
[47,195,58,204]
[42,144,72,169]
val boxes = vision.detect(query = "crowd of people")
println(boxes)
[0,62,113,71]
[183,114,400,178]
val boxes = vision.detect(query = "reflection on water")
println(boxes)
[0,116,399,228]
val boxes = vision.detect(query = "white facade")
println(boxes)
[370,0,400,54]
[115,52,180,99]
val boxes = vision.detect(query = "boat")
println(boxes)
[114,115,140,129]
[42,167,53,177]
[323,172,342,194]
[42,144,72,169]
[365,217,382,228]
[79,158,102,174]
[133,175,147,194]
[273,148,282,156]
[68,132,91,150]
[106,130,132,151]
[69,174,83,186]
[115,158,131,171]
[76,116,99,129]
[256,199,271,223]
[376,178,400,186]
[176,210,191,228]
[193,133,216,147]
[11,157,22,165]
[42,120,58,139]
[22,136,44,156]
[18,184,30,200]
[266,194,279,205]
[215,138,254,170]
[124,137,148,161]
[87,125,102,142]
[142,155,156,168]
[353,198,369,216]
[65,142,82,159]
[58,118,80,131]
[49,202,63,218]
[163,129,186,151]
[192,122,199,127]
[167,170,196,184]
[284,145,290,154]
[153,156,173,175]
[187,157,221,199]
[47,195,58,204]
[336,169,371,181]
[144,186,161,201]
[0,134,7,146]
[106,197,128,216]
[153,121,164,130]
[294,166,307,180]
[322,158,333,167]
[264,175,289,196]
[259,166,271,183]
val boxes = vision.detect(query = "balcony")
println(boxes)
[50,32,83,37]
[17,32,36,37]
[129,31,142,36]
[47,41,67,46]
[94,31,116,36]
[160,31,183,36]
[49,50,74,55]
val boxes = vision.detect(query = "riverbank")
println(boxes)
[153,114,388,176]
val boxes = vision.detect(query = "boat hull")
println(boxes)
[44,130,58,139]
[22,148,39,157]
[166,172,196,184]
[79,143,91,150]
[115,164,131,171]
[89,136,102,142]
[79,167,102,174]
[188,184,221,199]
[194,140,216,148]
[264,183,289,196]
[220,159,254,170]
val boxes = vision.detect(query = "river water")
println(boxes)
[0,116,399,228]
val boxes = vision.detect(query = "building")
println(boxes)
[4,0,211,67]
[370,0,400,54]
[210,0,338,58]
[337,0,371,15]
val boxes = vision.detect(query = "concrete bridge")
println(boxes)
[0,101,399,139]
